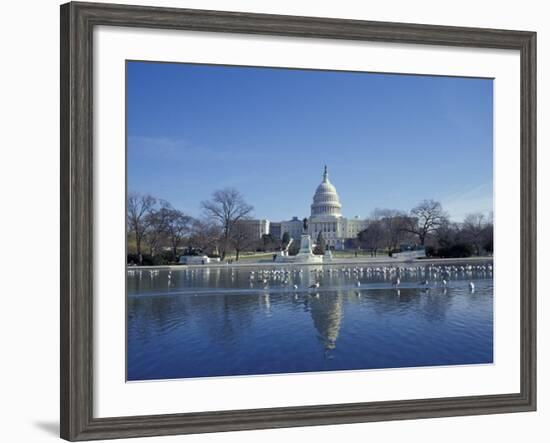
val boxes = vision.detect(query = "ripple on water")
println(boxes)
[127,263,494,380]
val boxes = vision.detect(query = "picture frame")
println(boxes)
[60,1,536,441]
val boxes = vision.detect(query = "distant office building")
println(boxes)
[235,219,270,240]
[279,217,303,242]
[269,222,281,239]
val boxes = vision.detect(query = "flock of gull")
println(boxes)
[128,263,492,294]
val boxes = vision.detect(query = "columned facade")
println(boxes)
[262,166,369,250]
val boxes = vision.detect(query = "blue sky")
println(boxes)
[127,61,493,222]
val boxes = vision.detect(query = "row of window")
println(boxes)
[312,222,338,233]
[278,222,368,240]
[313,206,339,214]
[315,196,339,203]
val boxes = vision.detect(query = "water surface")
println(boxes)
[127,262,493,381]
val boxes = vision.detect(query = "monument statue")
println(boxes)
[302,217,308,233]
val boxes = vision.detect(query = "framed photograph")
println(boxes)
[60,1,536,440]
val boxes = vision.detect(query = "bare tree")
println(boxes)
[404,199,448,245]
[188,219,221,255]
[261,233,279,252]
[144,207,169,257]
[462,213,488,256]
[358,219,384,256]
[435,219,460,250]
[127,193,157,262]
[161,202,192,261]
[483,211,494,254]
[373,208,409,253]
[230,221,255,261]
[483,221,494,254]
[200,188,253,259]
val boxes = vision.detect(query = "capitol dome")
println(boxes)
[310,166,342,217]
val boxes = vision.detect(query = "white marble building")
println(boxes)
[274,166,369,250]
[280,217,303,242]
[235,219,270,239]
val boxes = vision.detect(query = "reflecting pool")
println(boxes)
[127,262,493,381]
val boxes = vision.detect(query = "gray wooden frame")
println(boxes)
[60,1,536,441]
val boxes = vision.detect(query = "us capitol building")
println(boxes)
[241,166,368,250]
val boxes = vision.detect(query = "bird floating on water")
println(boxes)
[469,282,475,292]
[309,282,320,289]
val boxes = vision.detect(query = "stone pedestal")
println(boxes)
[295,234,323,263]
[274,250,289,263]
[298,234,313,255]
